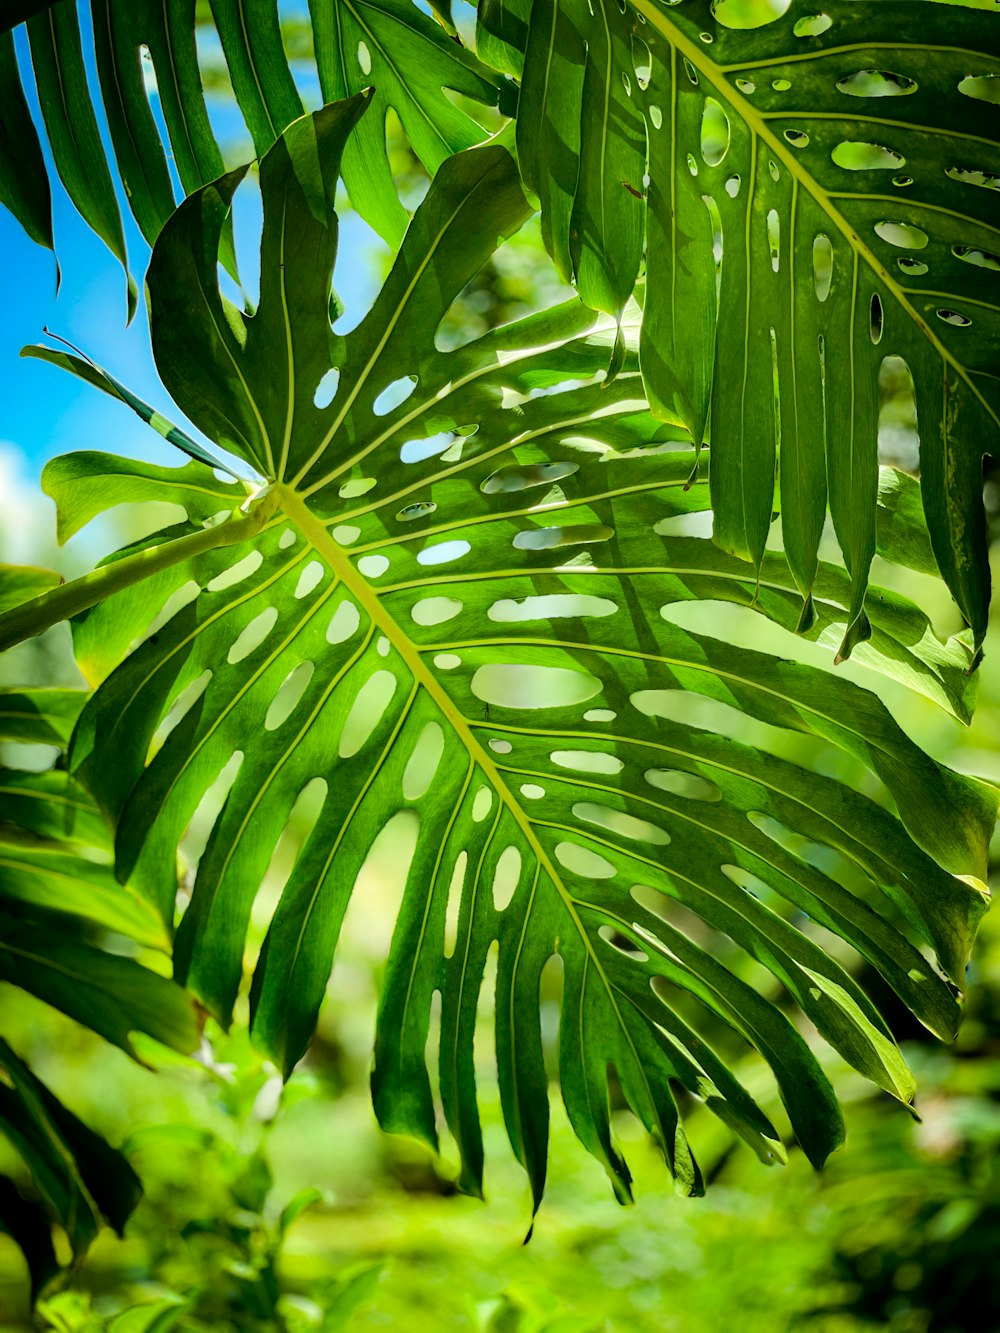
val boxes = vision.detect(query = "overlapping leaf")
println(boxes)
[0,687,200,1284]
[3,103,993,1207]
[513,0,1000,654]
[0,0,503,273]
[0,1037,141,1264]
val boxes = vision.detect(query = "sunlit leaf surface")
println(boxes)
[3,103,992,1209]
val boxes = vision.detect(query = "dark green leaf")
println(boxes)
[0,29,53,251]
[0,1038,141,1254]
[26,1,137,319]
[0,1175,58,1301]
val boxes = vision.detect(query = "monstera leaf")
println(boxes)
[512,0,1000,655]
[0,102,994,1207]
[0,0,503,276]
[3,0,997,646]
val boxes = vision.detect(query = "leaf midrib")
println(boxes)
[275,483,639,1055]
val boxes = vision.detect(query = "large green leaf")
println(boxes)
[514,0,1000,654]
[1,104,993,1208]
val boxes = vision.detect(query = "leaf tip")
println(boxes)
[835,610,872,664]
[795,594,815,635]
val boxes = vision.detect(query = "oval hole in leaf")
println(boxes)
[411,596,463,626]
[574,802,670,845]
[783,129,809,149]
[870,293,884,344]
[313,368,340,409]
[417,540,470,566]
[877,355,918,470]
[489,594,617,623]
[953,244,1000,272]
[875,220,928,249]
[896,256,928,276]
[649,104,663,129]
[400,432,452,464]
[373,375,417,417]
[632,35,651,89]
[443,852,467,957]
[599,925,648,962]
[837,69,917,98]
[539,953,564,1077]
[227,607,278,664]
[947,164,1000,192]
[893,175,914,187]
[481,462,579,494]
[555,841,616,879]
[958,74,1000,105]
[644,769,721,801]
[397,501,436,523]
[358,554,390,578]
[520,783,545,800]
[735,78,756,94]
[832,142,904,171]
[471,786,493,822]
[434,653,461,670]
[403,722,445,801]
[552,749,623,775]
[265,661,315,732]
[339,670,397,758]
[713,0,791,30]
[207,550,263,593]
[294,560,325,599]
[725,173,741,197]
[339,477,376,499]
[584,708,616,722]
[700,99,730,167]
[326,600,361,644]
[493,846,522,911]
[772,79,791,92]
[472,664,602,710]
[513,525,614,551]
[488,738,512,754]
[793,12,831,36]
[767,209,780,271]
[937,308,972,326]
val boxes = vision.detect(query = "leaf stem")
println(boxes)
[0,496,280,653]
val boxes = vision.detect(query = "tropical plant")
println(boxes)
[0,0,998,1298]
[0,685,199,1296]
